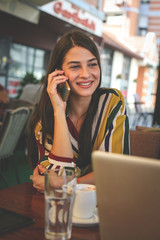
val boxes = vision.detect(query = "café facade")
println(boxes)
[0,0,107,97]
[0,0,148,101]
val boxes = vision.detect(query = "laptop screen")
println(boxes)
[92,151,160,240]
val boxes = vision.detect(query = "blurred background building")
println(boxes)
[102,0,160,127]
[0,0,105,97]
[0,0,160,126]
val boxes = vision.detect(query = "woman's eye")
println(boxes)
[89,63,98,67]
[70,65,80,69]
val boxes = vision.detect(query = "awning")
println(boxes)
[0,0,40,24]
[123,33,159,67]
[28,0,106,21]
[102,31,143,60]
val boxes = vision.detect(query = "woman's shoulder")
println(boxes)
[97,88,126,113]
[95,88,126,119]
[98,87,124,100]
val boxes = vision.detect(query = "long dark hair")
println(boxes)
[28,30,102,169]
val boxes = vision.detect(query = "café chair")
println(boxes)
[19,83,43,105]
[136,126,160,132]
[132,94,154,129]
[130,129,160,159]
[0,107,30,186]
[6,98,33,110]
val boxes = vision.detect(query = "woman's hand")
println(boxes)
[32,165,46,193]
[47,69,68,113]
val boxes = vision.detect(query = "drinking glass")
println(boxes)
[44,169,77,240]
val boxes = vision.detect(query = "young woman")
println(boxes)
[28,30,130,193]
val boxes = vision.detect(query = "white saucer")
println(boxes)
[72,208,99,227]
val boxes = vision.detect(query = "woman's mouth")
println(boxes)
[77,81,93,87]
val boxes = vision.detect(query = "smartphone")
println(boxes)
[0,207,35,234]
[58,80,70,101]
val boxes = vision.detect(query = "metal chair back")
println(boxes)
[0,107,30,158]
[0,107,30,186]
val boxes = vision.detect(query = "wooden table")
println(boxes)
[0,182,100,240]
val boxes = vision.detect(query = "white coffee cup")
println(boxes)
[73,184,97,219]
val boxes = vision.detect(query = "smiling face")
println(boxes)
[62,46,100,99]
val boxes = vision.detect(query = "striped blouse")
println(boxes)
[34,88,130,176]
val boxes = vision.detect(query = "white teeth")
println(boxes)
[77,82,91,86]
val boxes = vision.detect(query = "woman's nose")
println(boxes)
[79,66,90,78]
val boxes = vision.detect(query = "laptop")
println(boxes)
[92,151,160,240]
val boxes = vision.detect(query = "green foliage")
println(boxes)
[116,74,122,79]
[21,72,39,86]
[17,72,39,98]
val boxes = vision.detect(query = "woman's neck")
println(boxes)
[68,94,91,117]
[67,95,91,132]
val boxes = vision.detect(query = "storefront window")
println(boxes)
[9,43,49,80]
[141,0,150,3]
[100,48,113,87]
[138,28,148,36]
[8,43,50,97]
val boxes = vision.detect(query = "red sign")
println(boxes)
[53,2,95,31]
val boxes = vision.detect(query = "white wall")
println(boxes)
[110,51,123,89]
[127,58,139,104]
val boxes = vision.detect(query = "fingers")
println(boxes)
[37,188,44,194]
[38,164,47,174]
[48,70,67,85]
[32,166,45,193]
[47,70,68,93]
[33,166,39,176]
[48,69,64,82]
[47,70,69,109]
[32,176,45,193]
[33,181,44,193]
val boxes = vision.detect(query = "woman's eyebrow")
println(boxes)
[67,58,97,65]
[88,58,97,62]
[67,61,79,65]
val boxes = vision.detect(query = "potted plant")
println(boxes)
[17,72,39,98]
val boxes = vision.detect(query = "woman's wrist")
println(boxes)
[54,109,66,118]
[76,172,94,185]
